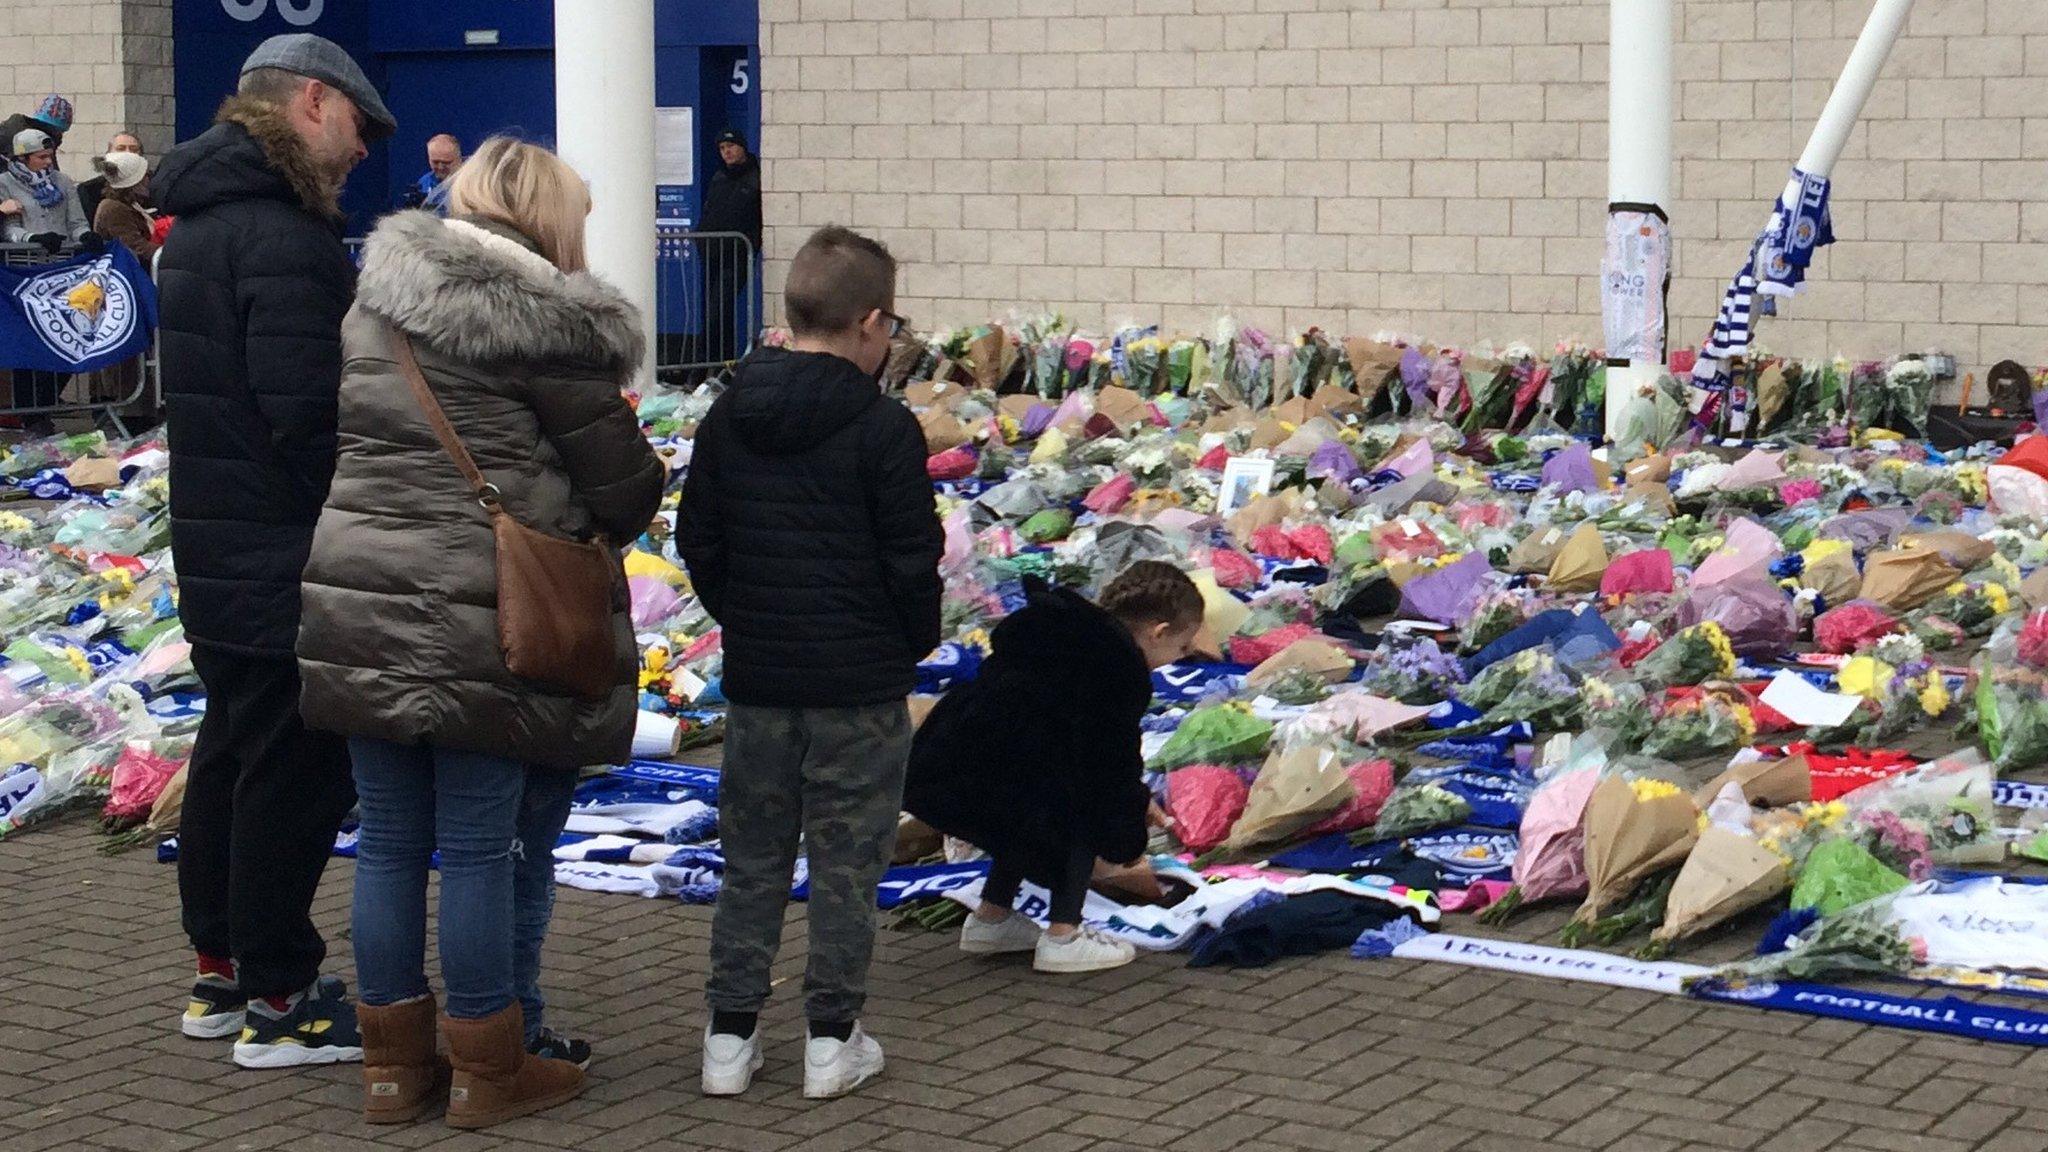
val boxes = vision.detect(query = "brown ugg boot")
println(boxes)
[358,995,450,1123]
[440,1004,584,1129]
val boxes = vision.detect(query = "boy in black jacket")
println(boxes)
[678,225,941,1101]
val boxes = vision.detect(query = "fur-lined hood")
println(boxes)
[354,210,643,373]
[153,95,339,220]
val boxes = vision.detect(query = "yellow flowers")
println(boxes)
[1730,703,1757,746]
[1801,537,1850,565]
[1918,675,1952,718]
[1583,677,1618,709]
[0,512,31,535]
[1950,463,1990,505]
[1986,582,2011,616]
[1805,800,1849,830]
[1694,621,1738,678]
[1837,655,1895,701]
[1630,778,1683,803]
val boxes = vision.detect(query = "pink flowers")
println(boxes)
[2018,609,2048,670]
[1779,478,1826,507]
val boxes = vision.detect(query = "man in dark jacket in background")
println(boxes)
[678,225,941,1102]
[695,128,762,368]
[154,32,394,1070]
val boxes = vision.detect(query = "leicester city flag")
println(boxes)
[0,243,157,374]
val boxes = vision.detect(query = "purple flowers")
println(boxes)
[1360,637,1466,705]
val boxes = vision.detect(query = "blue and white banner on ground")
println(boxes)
[1388,933,2048,1047]
[0,243,156,373]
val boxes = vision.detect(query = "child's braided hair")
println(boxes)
[1099,561,1203,631]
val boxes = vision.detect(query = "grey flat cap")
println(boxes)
[240,33,396,140]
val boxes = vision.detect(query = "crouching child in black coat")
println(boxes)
[904,562,1204,974]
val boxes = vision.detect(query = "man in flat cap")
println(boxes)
[153,33,395,1070]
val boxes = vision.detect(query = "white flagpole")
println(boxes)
[1795,0,1916,183]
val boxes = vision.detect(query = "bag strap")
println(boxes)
[388,325,500,509]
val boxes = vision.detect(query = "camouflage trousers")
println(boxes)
[705,701,909,1024]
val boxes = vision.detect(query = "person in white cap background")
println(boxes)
[0,127,92,252]
[77,131,147,224]
[90,150,155,264]
[151,30,395,1073]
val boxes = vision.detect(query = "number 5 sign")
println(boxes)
[222,0,325,26]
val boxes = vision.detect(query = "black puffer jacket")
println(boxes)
[905,578,1154,878]
[156,96,354,657]
[676,347,941,707]
[699,155,761,249]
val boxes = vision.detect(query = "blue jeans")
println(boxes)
[514,766,576,1042]
[350,738,528,1022]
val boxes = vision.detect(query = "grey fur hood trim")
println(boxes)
[354,210,644,372]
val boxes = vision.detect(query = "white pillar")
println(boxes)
[1605,0,1674,443]
[556,0,657,386]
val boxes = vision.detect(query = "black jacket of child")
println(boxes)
[676,346,942,707]
[905,577,1153,881]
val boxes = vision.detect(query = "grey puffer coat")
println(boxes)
[298,210,665,770]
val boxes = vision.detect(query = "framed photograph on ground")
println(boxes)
[1217,456,1276,518]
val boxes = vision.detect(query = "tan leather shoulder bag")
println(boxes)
[389,327,623,700]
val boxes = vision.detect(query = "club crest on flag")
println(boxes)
[12,254,139,367]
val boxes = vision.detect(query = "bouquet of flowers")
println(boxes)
[1479,762,1602,925]
[1356,781,1471,844]
[1565,775,1699,937]
[1977,655,2048,773]
[1814,601,1900,655]
[1458,586,1534,653]
[2019,609,2048,669]
[1841,751,1999,866]
[1150,704,1275,771]
[1693,896,1922,989]
[1122,334,1166,396]
[1629,621,1737,687]
[1581,676,1656,753]
[1454,647,1565,716]
[1790,835,1912,917]
[1478,652,1585,731]
[1356,636,1466,706]
[1640,693,1757,760]
[1914,581,2012,638]
[1259,666,1335,706]
[1639,817,1791,957]
[1801,653,1949,747]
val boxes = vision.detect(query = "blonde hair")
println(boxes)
[444,136,590,273]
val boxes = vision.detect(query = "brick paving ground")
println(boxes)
[8,818,2048,1152]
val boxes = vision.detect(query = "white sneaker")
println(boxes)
[701,1025,764,1096]
[959,911,1043,955]
[1034,927,1137,974]
[802,1024,884,1100]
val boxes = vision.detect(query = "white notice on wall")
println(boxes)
[655,106,695,186]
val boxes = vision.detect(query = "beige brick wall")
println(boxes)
[760,0,2048,383]
[0,0,174,167]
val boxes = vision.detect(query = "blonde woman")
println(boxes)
[296,136,663,1128]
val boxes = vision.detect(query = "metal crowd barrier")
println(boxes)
[0,242,158,437]
[655,228,758,384]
